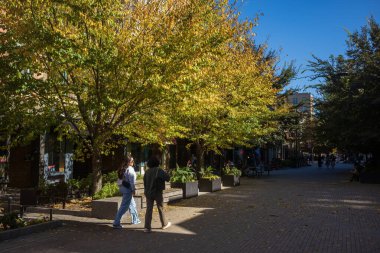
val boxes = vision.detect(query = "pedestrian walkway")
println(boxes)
[1,162,380,253]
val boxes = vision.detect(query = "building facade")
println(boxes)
[287,92,314,117]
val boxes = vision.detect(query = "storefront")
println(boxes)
[42,132,74,184]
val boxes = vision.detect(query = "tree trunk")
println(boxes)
[38,134,46,185]
[195,140,205,174]
[5,135,11,183]
[91,150,102,195]
[175,140,178,167]
[162,144,171,171]
[150,144,162,159]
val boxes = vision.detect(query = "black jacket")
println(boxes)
[143,167,170,198]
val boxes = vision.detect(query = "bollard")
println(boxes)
[50,208,53,221]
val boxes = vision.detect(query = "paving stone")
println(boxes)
[1,162,379,253]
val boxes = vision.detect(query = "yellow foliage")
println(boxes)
[1,0,286,156]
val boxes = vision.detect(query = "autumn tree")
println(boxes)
[170,13,285,171]
[1,0,260,193]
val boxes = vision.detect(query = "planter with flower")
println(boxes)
[222,165,241,187]
[170,166,198,199]
[198,166,221,192]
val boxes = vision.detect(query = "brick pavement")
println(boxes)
[1,162,380,253]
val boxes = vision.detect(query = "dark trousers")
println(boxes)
[144,191,168,229]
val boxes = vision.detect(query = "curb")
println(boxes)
[26,206,91,217]
[0,220,63,242]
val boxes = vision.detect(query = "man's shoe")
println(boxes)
[162,222,171,230]
[112,224,123,229]
[132,220,141,225]
[143,228,151,233]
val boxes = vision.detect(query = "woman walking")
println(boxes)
[113,157,136,229]
[128,157,141,225]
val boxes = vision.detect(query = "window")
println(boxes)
[45,133,73,173]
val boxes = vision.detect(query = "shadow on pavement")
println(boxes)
[1,162,380,253]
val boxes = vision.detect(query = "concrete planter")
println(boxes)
[199,178,221,192]
[171,181,199,199]
[222,175,240,187]
[92,197,125,221]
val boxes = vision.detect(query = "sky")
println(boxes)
[237,0,380,94]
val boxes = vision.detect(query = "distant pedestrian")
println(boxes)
[112,157,136,229]
[330,155,336,169]
[127,157,141,225]
[350,162,363,182]
[317,155,323,168]
[325,154,331,169]
[143,156,171,233]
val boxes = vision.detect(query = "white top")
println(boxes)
[117,166,137,191]
[128,165,137,181]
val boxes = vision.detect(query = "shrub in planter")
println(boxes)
[0,212,26,230]
[222,166,241,186]
[0,212,49,231]
[170,167,198,198]
[170,166,197,184]
[93,182,120,200]
[199,167,221,192]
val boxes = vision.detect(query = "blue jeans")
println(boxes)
[129,197,140,224]
[113,191,133,226]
